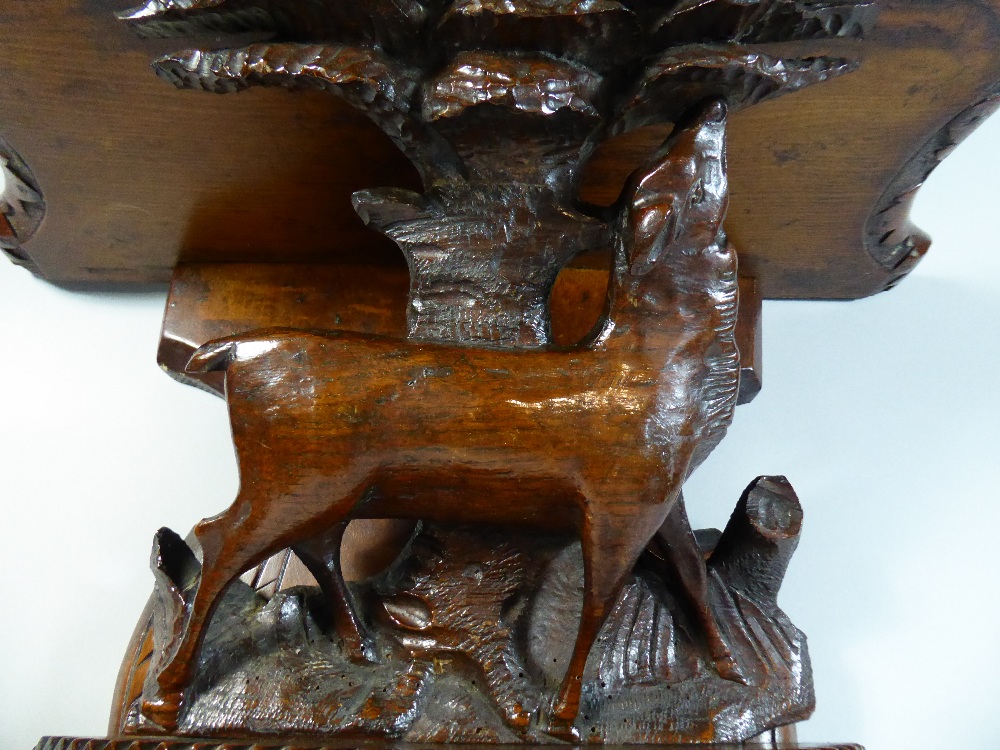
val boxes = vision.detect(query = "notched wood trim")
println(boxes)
[865,83,1000,290]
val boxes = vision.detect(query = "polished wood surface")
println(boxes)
[2,1,1000,300]
[11,2,995,748]
[38,738,861,750]
[157,263,764,405]
[140,104,743,741]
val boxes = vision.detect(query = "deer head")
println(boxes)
[617,100,729,278]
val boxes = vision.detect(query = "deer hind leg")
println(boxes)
[142,477,368,731]
[653,493,746,684]
[294,523,378,664]
[545,500,673,741]
[141,498,264,731]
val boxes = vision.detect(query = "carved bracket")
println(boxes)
[104,0,870,745]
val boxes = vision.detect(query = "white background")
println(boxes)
[2,112,1000,749]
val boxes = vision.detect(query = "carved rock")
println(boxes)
[121,477,812,743]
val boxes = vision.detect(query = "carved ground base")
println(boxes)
[36,740,864,750]
[122,478,812,744]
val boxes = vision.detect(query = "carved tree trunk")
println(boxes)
[710,475,804,609]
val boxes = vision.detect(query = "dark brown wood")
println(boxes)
[157,264,764,405]
[37,739,863,750]
[3,1,1000,301]
[139,104,743,741]
[16,2,996,748]
[107,99,820,745]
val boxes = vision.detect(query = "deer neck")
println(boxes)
[589,240,736,356]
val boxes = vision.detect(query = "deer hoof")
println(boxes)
[506,702,532,731]
[542,716,581,743]
[140,691,183,733]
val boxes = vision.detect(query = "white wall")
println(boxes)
[2,113,1000,749]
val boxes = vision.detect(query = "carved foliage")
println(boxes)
[119,0,433,55]
[612,46,858,134]
[654,0,878,44]
[152,44,853,345]
[137,0,863,346]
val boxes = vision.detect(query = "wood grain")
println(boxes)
[3,1,1000,300]
[158,263,764,405]
[37,738,864,750]
[137,105,743,740]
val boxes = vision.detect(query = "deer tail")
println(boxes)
[185,338,239,374]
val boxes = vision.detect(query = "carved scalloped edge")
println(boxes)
[35,738,865,749]
[0,136,45,272]
[865,83,1000,290]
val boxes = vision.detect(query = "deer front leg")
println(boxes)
[294,522,379,664]
[545,500,672,741]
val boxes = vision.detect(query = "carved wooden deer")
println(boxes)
[143,100,739,740]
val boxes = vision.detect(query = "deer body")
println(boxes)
[144,102,738,740]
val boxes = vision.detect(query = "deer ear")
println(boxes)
[186,339,238,374]
[627,198,676,275]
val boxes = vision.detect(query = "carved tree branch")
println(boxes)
[120,0,435,56]
[612,45,858,135]
[153,43,463,187]
[709,476,804,610]
[655,0,878,44]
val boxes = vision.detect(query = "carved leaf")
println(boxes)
[153,43,462,185]
[654,0,878,44]
[436,0,642,72]
[612,45,858,134]
[119,0,435,55]
[423,51,604,122]
[154,43,418,105]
